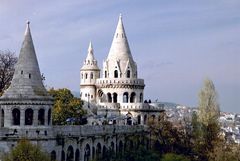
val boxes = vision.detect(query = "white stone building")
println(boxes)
[80,15,163,125]
[0,17,157,161]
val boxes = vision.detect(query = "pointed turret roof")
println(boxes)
[1,21,51,99]
[81,41,100,71]
[106,14,134,62]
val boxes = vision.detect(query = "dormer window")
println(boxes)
[127,70,130,78]
[114,70,118,78]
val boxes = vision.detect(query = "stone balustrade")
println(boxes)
[96,78,145,87]
[53,125,145,137]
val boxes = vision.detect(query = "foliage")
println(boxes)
[191,79,221,161]
[198,78,220,126]
[0,50,17,95]
[3,138,50,161]
[161,153,191,161]
[148,112,192,156]
[48,88,87,125]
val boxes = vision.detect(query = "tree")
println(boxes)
[0,50,17,95]
[48,88,87,125]
[192,78,221,161]
[3,138,50,161]
[198,78,220,126]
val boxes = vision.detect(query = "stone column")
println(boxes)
[20,108,25,126]
[5,108,11,127]
[33,109,38,126]
[44,108,48,126]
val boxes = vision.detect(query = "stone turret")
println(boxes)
[0,22,53,128]
[103,14,137,79]
[80,42,100,104]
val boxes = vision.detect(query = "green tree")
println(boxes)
[48,88,87,125]
[3,138,50,161]
[0,50,17,95]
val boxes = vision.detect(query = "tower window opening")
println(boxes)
[130,92,136,103]
[107,93,112,103]
[25,108,33,125]
[38,109,45,125]
[140,93,143,102]
[29,73,31,79]
[116,33,118,38]
[114,70,118,78]
[123,92,129,103]
[104,71,107,78]
[12,108,20,125]
[113,93,118,103]
[127,70,130,78]
[85,73,88,79]
[21,71,23,74]
[1,109,4,127]
[90,73,93,79]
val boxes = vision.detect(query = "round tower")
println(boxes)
[80,42,100,105]
[0,22,53,129]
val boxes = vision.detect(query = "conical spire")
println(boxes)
[1,21,50,99]
[81,41,100,71]
[107,14,133,61]
[86,41,95,60]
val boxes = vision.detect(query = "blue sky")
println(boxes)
[0,0,240,113]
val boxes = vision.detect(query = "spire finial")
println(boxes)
[119,13,122,20]
[88,41,93,53]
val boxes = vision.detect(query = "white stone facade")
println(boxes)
[80,15,163,125]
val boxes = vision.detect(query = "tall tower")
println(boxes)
[96,15,145,116]
[0,22,53,129]
[80,42,100,105]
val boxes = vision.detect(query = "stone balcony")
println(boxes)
[96,78,145,89]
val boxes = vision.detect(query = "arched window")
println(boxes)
[103,146,107,158]
[113,93,118,103]
[104,71,107,78]
[25,108,33,125]
[130,92,136,103]
[75,149,80,161]
[123,92,129,103]
[61,150,65,161]
[12,108,20,125]
[137,115,141,125]
[114,70,118,78]
[140,93,143,102]
[119,141,123,155]
[96,143,102,159]
[1,109,4,127]
[84,144,91,161]
[51,150,56,161]
[85,73,88,79]
[110,142,115,152]
[48,109,51,125]
[127,70,130,78]
[38,109,45,125]
[90,72,93,79]
[92,146,95,160]
[107,93,112,103]
[144,115,147,124]
[66,145,74,161]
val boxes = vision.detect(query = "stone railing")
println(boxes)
[96,78,144,87]
[98,103,120,110]
[120,103,164,111]
[53,125,145,137]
